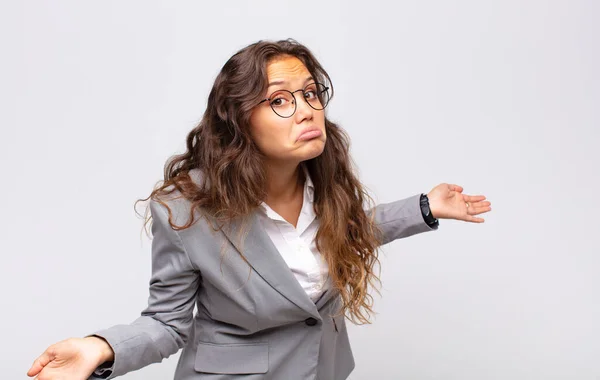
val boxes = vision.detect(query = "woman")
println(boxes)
[27,39,491,380]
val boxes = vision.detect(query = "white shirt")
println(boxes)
[256,168,329,302]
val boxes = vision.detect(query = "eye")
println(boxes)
[270,97,288,107]
[304,84,319,100]
[304,90,317,99]
[269,90,294,107]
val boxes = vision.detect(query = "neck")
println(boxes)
[263,160,304,204]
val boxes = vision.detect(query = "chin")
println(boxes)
[300,139,326,161]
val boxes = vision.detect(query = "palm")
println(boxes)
[37,353,90,378]
[427,183,491,223]
[27,338,102,380]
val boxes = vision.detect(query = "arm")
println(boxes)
[88,200,200,379]
[371,182,492,246]
[370,194,438,246]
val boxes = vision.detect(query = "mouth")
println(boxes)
[296,127,323,142]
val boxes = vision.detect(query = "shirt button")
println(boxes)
[305,317,318,326]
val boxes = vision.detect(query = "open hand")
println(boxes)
[27,336,113,380]
[427,183,491,223]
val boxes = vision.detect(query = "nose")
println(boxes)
[293,91,314,123]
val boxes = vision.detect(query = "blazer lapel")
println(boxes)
[219,211,320,319]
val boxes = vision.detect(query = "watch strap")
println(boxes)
[420,193,439,227]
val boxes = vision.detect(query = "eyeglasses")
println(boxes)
[258,82,330,118]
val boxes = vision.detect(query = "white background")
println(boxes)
[2,1,598,379]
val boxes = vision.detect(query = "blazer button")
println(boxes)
[305,317,318,326]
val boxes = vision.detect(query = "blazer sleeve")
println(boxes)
[370,194,438,246]
[87,199,200,379]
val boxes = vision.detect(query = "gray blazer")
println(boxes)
[89,172,436,380]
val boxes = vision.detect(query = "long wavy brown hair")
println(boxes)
[136,38,383,324]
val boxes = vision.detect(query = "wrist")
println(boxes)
[85,336,115,364]
[426,192,440,219]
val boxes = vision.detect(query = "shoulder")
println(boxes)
[188,168,206,187]
[150,168,209,228]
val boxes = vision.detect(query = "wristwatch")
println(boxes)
[420,193,439,227]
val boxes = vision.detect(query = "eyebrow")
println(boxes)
[267,76,314,88]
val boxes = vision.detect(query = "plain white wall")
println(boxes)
[2,1,598,379]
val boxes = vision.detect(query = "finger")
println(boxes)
[27,350,53,377]
[466,215,485,223]
[463,195,486,203]
[466,202,491,211]
[448,184,463,193]
[27,346,56,376]
[468,206,492,215]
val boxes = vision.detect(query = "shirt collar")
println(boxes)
[302,164,315,204]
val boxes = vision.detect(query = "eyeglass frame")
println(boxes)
[257,82,330,118]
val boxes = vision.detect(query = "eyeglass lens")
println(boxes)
[268,83,330,118]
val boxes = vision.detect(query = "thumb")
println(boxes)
[448,184,463,193]
[27,349,54,377]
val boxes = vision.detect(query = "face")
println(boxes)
[249,55,327,165]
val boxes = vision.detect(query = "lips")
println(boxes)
[297,127,323,142]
